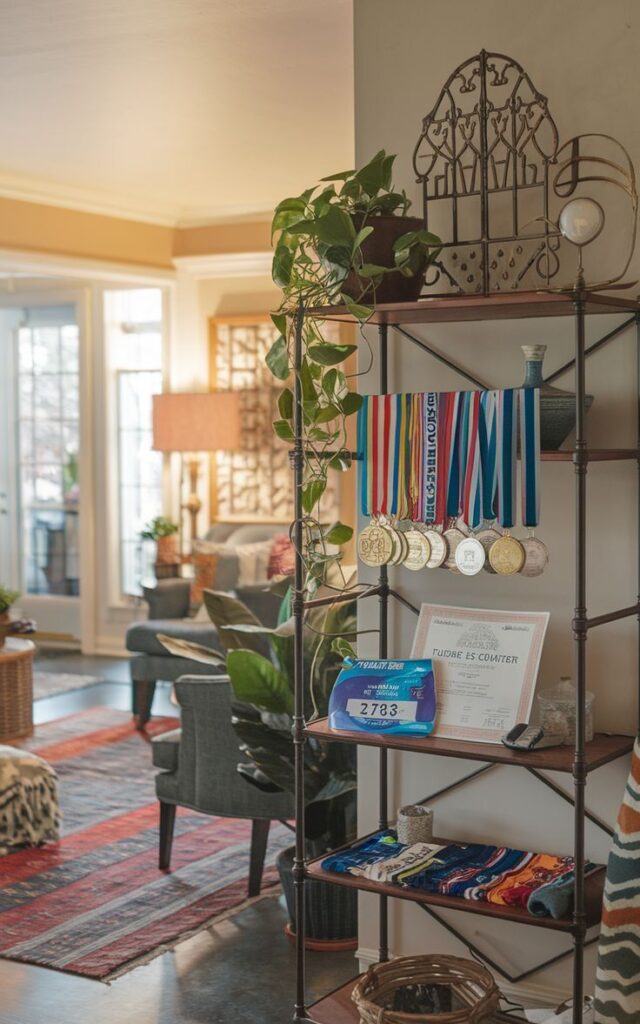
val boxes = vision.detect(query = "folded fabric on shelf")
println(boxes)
[320,830,403,875]
[351,842,445,883]
[321,830,591,920]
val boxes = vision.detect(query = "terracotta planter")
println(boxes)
[0,611,10,649]
[155,535,178,565]
[342,214,428,304]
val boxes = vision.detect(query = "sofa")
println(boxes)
[126,522,286,726]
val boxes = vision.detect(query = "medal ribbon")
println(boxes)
[423,391,438,524]
[408,393,424,521]
[479,390,498,522]
[496,388,518,529]
[357,394,370,516]
[462,390,482,528]
[446,392,463,520]
[520,387,541,528]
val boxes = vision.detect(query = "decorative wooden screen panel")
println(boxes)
[209,318,340,523]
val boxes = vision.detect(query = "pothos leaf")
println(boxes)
[266,335,290,380]
[302,478,326,513]
[308,343,357,366]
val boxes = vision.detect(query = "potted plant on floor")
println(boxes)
[0,586,20,648]
[159,583,359,947]
[140,516,180,579]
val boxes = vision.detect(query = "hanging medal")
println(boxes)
[455,390,486,575]
[442,391,466,571]
[404,393,432,571]
[519,387,548,577]
[476,389,502,573]
[357,395,395,566]
[489,388,526,575]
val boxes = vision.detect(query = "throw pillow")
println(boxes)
[268,533,295,577]
[235,539,273,586]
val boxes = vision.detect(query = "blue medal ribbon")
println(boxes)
[520,387,541,527]
[479,390,498,522]
[445,392,463,519]
[497,388,517,529]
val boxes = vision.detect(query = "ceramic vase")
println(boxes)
[521,344,594,451]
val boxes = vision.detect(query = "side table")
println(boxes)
[0,638,35,742]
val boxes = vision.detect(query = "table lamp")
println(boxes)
[152,391,241,548]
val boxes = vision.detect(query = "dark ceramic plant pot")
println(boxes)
[342,215,427,304]
[276,845,357,949]
[521,345,594,450]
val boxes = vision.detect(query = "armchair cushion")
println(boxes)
[126,619,220,656]
[152,728,181,771]
[142,578,191,620]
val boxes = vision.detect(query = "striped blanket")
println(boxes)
[595,737,640,1023]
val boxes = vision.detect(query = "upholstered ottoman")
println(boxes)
[0,746,60,852]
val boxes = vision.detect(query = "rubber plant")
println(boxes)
[266,149,440,592]
[158,586,358,851]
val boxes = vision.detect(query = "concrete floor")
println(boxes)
[0,651,357,1024]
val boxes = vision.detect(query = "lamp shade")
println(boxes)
[152,391,241,453]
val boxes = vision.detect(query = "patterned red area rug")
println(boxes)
[0,707,289,980]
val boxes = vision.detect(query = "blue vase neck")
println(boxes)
[523,359,544,388]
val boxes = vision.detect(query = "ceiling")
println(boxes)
[0,0,354,225]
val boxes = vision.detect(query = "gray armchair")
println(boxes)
[152,674,294,895]
[127,522,284,727]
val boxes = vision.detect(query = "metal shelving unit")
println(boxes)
[290,289,640,1024]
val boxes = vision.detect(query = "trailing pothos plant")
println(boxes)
[266,150,440,592]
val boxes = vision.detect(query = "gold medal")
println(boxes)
[476,526,502,574]
[489,533,526,575]
[520,535,549,577]
[454,536,486,575]
[424,528,448,568]
[403,529,431,570]
[443,526,465,572]
[388,526,409,566]
[358,522,394,567]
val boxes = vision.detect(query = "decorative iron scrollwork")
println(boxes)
[413,49,637,295]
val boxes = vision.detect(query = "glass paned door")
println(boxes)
[17,317,81,598]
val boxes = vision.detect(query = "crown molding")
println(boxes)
[0,171,180,226]
[173,251,272,279]
[0,171,276,230]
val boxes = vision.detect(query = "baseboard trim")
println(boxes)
[93,639,129,658]
[356,946,569,1010]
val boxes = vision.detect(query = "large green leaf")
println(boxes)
[307,343,357,366]
[156,635,226,665]
[314,206,355,247]
[278,388,293,419]
[302,478,326,513]
[227,649,293,714]
[266,335,289,380]
[324,521,353,545]
[202,590,263,653]
[272,244,293,287]
[273,419,294,442]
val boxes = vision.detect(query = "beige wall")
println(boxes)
[354,0,640,1004]
[0,196,272,269]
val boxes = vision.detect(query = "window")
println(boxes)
[17,308,80,596]
[104,289,164,596]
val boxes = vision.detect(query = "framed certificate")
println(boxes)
[410,604,549,743]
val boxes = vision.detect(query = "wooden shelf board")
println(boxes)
[306,842,605,934]
[540,449,639,461]
[308,978,526,1023]
[305,719,634,773]
[310,290,640,326]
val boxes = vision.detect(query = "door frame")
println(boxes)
[0,287,94,647]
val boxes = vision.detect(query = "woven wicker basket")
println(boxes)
[0,639,34,742]
[352,955,500,1024]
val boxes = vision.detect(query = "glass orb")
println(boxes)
[558,198,605,246]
